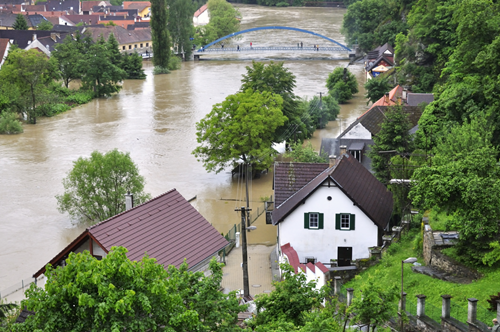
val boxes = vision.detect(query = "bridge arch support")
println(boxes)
[198,26,351,52]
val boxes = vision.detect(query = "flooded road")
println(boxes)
[0,4,368,290]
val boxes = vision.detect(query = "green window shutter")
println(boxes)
[319,213,324,229]
[335,214,340,230]
[350,214,355,230]
[304,213,309,229]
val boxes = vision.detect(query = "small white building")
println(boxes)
[193,4,209,26]
[272,154,393,267]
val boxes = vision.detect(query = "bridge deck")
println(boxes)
[196,46,350,53]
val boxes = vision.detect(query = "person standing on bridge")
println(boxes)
[300,41,303,48]
[297,43,299,48]
[250,42,252,49]
[237,45,240,51]
[221,43,224,49]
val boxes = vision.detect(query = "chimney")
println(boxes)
[32,33,37,41]
[340,145,347,155]
[125,192,134,210]
[384,92,389,104]
[329,155,338,168]
[402,88,408,102]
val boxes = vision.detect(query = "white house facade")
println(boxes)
[278,185,379,264]
[193,4,209,26]
[272,154,393,268]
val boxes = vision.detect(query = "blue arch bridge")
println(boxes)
[193,26,355,60]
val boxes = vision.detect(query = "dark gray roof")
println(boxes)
[15,308,35,324]
[27,14,46,27]
[0,12,19,28]
[45,0,79,13]
[406,92,434,107]
[0,29,54,48]
[349,142,365,150]
[273,162,330,207]
[365,54,394,72]
[272,155,393,229]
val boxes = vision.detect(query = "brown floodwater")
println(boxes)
[0,4,368,289]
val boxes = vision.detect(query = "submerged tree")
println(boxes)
[150,0,171,72]
[326,67,358,104]
[56,149,151,224]
[193,88,286,173]
[168,0,194,59]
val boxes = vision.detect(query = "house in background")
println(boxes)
[123,1,150,19]
[33,188,229,280]
[365,43,394,80]
[271,154,393,270]
[193,4,209,26]
[85,25,151,53]
[320,85,431,172]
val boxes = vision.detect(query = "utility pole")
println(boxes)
[245,162,250,227]
[235,205,251,299]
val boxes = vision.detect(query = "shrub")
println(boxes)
[276,2,289,6]
[38,103,70,117]
[0,112,23,134]
[64,91,94,105]
[49,83,72,97]
[153,66,171,75]
[168,55,182,71]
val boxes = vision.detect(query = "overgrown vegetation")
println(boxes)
[345,230,498,326]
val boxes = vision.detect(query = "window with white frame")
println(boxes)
[335,213,355,230]
[341,214,350,229]
[304,212,323,229]
[309,213,319,228]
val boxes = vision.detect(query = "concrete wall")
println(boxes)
[278,184,379,264]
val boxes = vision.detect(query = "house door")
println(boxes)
[337,247,352,267]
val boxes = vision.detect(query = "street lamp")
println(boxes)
[400,257,417,331]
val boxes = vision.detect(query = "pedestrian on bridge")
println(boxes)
[297,43,299,48]
[221,43,224,49]
[300,41,303,48]
[237,45,240,51]
[250,42,253,48]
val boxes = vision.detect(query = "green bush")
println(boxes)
[0,112,23,134]
[64,91,94,105]
[49,83,72,97]
[276,2,289,6]
[168,55,182,71]
[38,103,71,117]
[153,66,171,75]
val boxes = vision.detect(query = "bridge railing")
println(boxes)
[196,46,350,53]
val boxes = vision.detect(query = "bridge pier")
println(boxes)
[194,54,200,61]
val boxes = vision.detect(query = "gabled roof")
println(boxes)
[81,0,110,12]
[367,43,394,60]
[34,189,228,277]
[272,155,393,229]
[0,12,20,27]
[123,1,150,11]
[23,4,45,11]
[26,13,47,27]
[273,162,329,207]
[0,29,54,48]
[85,25,151,43]
[194,4,207,17]
[0,38,11,67]
[45,0,79,13]
[366,54,394,72]
[406,92,434,107]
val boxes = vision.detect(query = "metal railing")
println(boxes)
[425,301,441,323]
[248,196,272,225]
[0,275,45,299]
[477,304,495,327]
[223,223,240,256]
[450,302,468,323]
[406,300,417,316]
[197,46,349,53]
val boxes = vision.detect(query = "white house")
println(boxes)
[193,4,209,26]
[272,154,393,268]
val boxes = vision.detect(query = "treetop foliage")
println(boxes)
[13,247,244,331]
[56,149,151,224]
[326,67,358,104]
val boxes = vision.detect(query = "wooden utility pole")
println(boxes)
[235,205,251,299]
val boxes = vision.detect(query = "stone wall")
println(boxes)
[431,249,481,280]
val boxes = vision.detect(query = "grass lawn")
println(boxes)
[344,229,499,326]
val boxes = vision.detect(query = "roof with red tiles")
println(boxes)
[34,189,228,277]
[123,1,150,11]
[281,243,302,273]
[194,4,207,17]
[0,38,10,66]
[315,261,329,273]
[272,154,393,229]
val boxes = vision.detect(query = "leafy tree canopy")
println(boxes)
[36,19,53,31]
[56,149,151,224]
[193,88,286,173]
[167,0,195,59]
[410,117,500,265]
[151,0,171,71]
[240,61,309,142]
[326,67,358,104]
[364,75,391,105]
[284,142,328,163]
[196,0,240,46]
[13,247,244,331]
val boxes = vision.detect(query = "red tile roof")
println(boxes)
[315,261,329,273]
[306,262,315,272]
[123,1,150,11]
[194,4,207,17]
[281,243,301,273]
[272,155,393,229]
[34,189,228,277]
[0,38,9,63]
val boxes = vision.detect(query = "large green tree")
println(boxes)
[410,118,500,266]
[168,0,194,59]
[240,61,308,142]
[193,88,286,173]
[80,36,127,97]
[203,0,240,44]
[12,14,29,30]
[368,105,413,185]
[150,0,171,71]
[13,247,243,331]
[56,149,151,224]
[364,75,391,105]
[0,48,57,124]
[326,67,358,104]
[52,34,84,88]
